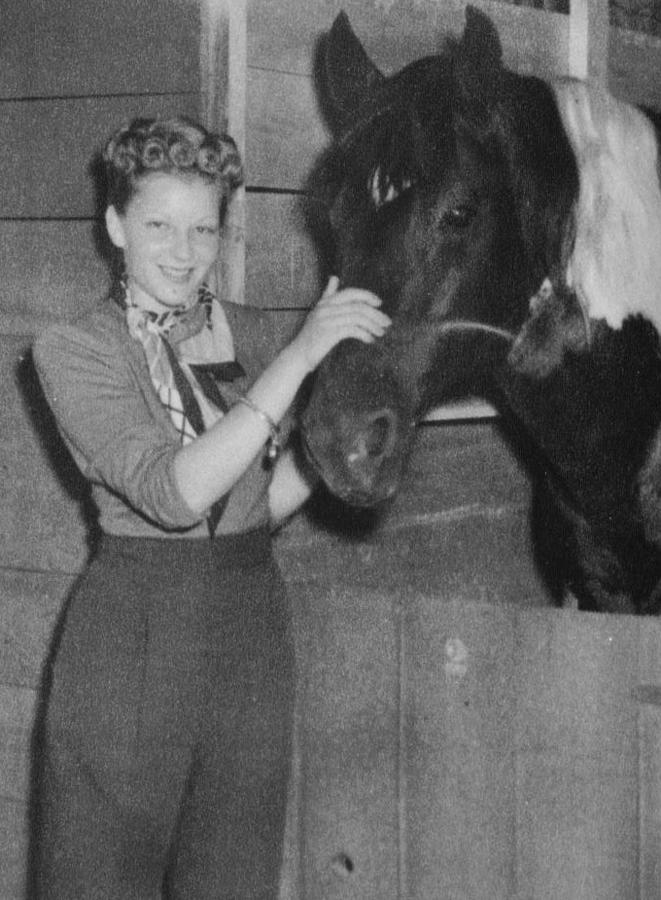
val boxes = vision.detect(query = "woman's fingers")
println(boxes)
[312,305,391,337]
[320,275,340,299]
[317,284,383,309]
[291,279,392,370]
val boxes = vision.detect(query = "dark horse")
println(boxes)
[300,8,661,615]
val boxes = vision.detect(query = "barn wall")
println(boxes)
[3,0,661,898]
[0,2,202,893]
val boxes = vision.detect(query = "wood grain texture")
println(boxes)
[0,570,73,690]
[201,0,248,304]
[0,0,199,98]
[636,625,661,898]
[246,193,323,304]
[244,68,328,190]
[0,799,29,900]
[0,335,89,574]
[514,610,641,899]
[404,600,518,898]
[296,587,400,900]
[0,222,110,330]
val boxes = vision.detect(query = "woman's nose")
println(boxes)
[170,229,194,260]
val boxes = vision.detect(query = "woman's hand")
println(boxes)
[172,278,389,516]
[287,276,391,373]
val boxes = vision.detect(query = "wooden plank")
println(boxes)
[201,0,248,304]
[514,610,640,899]
[280,665,304,900]
[0,222,110,329]
[404,600,518,899]
[0,569,74,690]
[0,686,38,806]
[297,587,400,899]
[0,334,89,574]
[0,799,29,900]
[201,0,230,133]
[246,193,323,305]
[0,0,199,98]
[0,94,199,219]
[245,69,328,190]
[568,0,610,83]
[636,620,661,898]
[609,26,661,111]
[277,505,550,607]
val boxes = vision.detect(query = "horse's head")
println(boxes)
[300,7,578,506]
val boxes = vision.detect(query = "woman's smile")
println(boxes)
[159,265,195,284]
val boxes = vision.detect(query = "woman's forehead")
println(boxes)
[128,171,222,211]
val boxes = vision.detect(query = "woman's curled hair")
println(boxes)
[103,116,244,213]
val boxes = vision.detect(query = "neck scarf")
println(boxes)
[117,281,244,445]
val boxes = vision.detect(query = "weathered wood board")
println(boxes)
[289,595,661,900]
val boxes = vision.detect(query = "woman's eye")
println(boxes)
[146,220,168,230]
[196,225,218,236]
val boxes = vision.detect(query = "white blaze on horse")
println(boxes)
[300,7,661,615]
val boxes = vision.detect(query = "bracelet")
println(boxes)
[234,395,282,461]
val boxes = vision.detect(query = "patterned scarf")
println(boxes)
[117,282,244,445]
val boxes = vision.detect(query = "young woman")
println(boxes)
[33,116,390,898]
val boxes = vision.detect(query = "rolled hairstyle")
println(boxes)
[102,116,244,214]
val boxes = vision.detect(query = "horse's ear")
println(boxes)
[322,12,385,127]
[453,6,504,135]
[460,6,503,68]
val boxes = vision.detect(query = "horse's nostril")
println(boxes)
[345,408,399,472]
[356,408,398,463]
[365,415,393,458]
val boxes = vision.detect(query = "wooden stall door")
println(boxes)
[289,597,661,900]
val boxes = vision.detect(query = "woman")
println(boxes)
[33,116,390,898]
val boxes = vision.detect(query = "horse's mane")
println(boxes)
[554,80,661,333]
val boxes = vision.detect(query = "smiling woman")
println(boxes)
[30,114,390,898]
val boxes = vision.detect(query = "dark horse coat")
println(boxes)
[300,8,661,615]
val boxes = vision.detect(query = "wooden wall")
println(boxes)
[3,0,661,897]
[0,2,202,893]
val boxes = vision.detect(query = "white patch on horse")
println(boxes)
[553,79,661,333]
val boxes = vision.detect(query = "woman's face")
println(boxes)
[106,171,222,311]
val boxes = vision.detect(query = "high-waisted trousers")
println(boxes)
[34,528,295,899]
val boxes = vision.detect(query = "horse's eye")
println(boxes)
[368,166,412,210]
[441,205,476,229]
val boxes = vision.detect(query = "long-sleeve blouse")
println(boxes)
[33,297,285,539]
